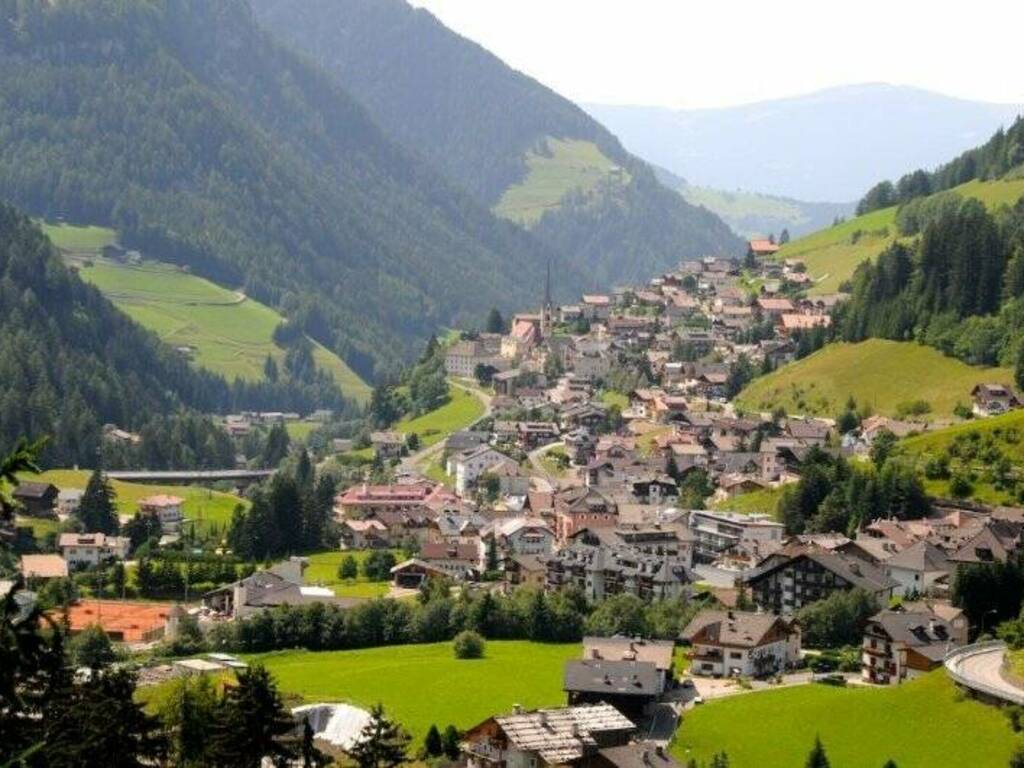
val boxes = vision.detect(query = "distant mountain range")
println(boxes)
[250,0,743,289]
[587,84,1023,202]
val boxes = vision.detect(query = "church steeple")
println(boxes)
[542,258,553,335]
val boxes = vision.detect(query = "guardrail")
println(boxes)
[944,641,1024,705]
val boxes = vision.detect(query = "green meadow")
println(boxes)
[248,641,579,741]
[673,672,1016,768]
[301,549,401,599]
[711,486,785,517]
[72,257,370,403]
[899,408,1024,503]
[395,386,486,448]
[495,137,626,226]
[22,469,245,536]
[778,175,1024,295]
[40,221,116,251]
[736,339,1012,420]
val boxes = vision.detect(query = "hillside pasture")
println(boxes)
[494,137,627,226]
[672,672,1015,768]
[395,385,486,448]
[71,257,370,402]
[735,339,1012,420]
[21,469,245,535]
[40,221,116,251]
[899,409,1024,503]
[248,642,579,742]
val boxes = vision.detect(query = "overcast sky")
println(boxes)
[409,0,1024,110]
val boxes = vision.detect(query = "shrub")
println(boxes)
[338,555,358,580]
[453,630,485,659]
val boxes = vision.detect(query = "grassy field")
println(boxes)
[899,409,1024,503]
[284,421,319,442]
[778,175,1024,296]
[494,137,627,226]
[600,390,629,410]
[711,486,785,516]
[40,221,117,251]
[301,549,399,599]
[249,641,579,741]
[22,469,245,535]
[395,386,486,448]
[673,672,1016,768]
[736,339,1012,420]
[71,257,370,403]
[775,206,899,295]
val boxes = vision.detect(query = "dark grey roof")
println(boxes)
[597,745,683,768]
[869,610,956,651]
[563,659,660,697]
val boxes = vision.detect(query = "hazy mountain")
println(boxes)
[652,166,853,239]
[250,0,743,287]
[0,0,564,378]
[587,84,1023,202]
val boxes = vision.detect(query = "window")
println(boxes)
[730,652,742,660]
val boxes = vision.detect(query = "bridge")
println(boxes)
[105,469,275,486]
[944,641,1024,705]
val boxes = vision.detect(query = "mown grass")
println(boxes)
[72,257,370,403]
[495,137,626,226]
[600,390,629,410]
[778,175,1024,296]
[673,672,1016,768]
[21,469,246,536]
[736,339,1012,420]
[301,549,400,599]
[40,221,116,250]
[248,641,580,741]
[899,409,1024,503]
[395,386,485,449]
[284,421,319,442]
[711,486,785,517]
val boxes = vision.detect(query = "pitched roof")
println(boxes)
[581,636,675,671]
[13,482,57,500]
[563,659,660,697]
[681,610,792,648]
[884,540,950,573]
[597,745,683,768]
[20,554,69,579]
[491,704,635,764]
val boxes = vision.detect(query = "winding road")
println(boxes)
[399,379,493,477]
[944,641,1024,705]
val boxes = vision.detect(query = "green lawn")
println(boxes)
[673,672,1016,768]
[285,421,319,442]
[600,390,629,410]
[15,514,62,541]
[494,137,627,227]
[395,386,486,448]
[71,257,370,403]
[899,409,1024,503]
[40,221,116,251]
[736,339,1012,420]
[711,487,785,517]
[249,641,579,741]
[22,469,246,536]
[301,550,398,599]
[777,175,1024,295]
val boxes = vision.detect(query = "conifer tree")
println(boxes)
[209,664,297,767]
[805,737,831,768]
[348,703,410,768]
[423,724,443,757]
[78,468,118,534]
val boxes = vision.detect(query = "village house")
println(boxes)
[554,486,619,543]
[971,383,1020,417]
[138,494,185,533]
[334,481,448,518]
[462,703,636,768]
[204,561,360,619]
[449,445,510,495]
[484,517,555,558]
[883,540,951,597]
[687,510,785,564]
[57,488,84,517]
[581,295,613,321]
[544,537,690,601]
[564,659,661,721]
[749,239,780,259]
[743,544,897,614]
[445,338,502,378]
[504,553,547,589]
[20,553,69,580]
[339,518,391,550]
[59,532,131,568]
[862,608,959,684]
[581,636,677,691]
[13,482,58,517]
[682,609,801,678]
[371,431,407,460]
[390,541,480,587]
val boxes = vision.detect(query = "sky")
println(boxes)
[409,0,1024,110]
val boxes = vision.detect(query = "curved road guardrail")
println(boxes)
[944,641,1024,705]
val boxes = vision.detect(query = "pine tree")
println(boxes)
[301,716,328,767]
[78,468,119,534]
[442,724,461,760]
[423,724,443,757]
[209,664,297,767]
[486,536,499,572]
[805,737,831,768]
[348,703,410,768]
[485,307,505,334]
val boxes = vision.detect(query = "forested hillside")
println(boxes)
[250,0,742,287]
[0,0,562,378]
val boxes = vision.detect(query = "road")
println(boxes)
[399,379,493,477]
[946,642,1024,705]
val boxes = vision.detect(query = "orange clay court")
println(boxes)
[58,599,179,643]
